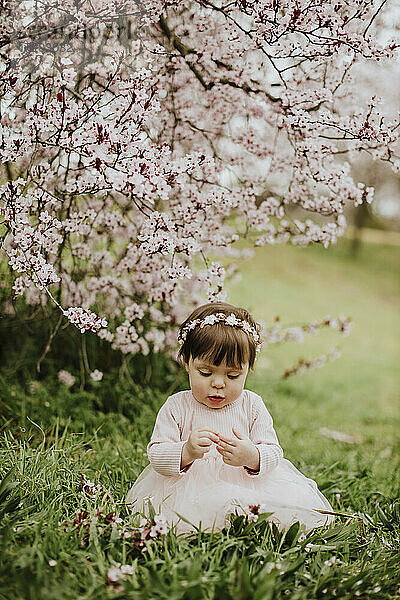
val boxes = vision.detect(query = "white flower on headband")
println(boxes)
[242,322,252,334]
[177,312,262,353]
[225,314,239,326]
[203,314,218,325]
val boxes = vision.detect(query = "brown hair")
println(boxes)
[177,302,261,370]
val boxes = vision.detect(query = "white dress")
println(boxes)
[126,390,335,535]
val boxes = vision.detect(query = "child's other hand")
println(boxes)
[216,427,260,471]
[186,427,220,460]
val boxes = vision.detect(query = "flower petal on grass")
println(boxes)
[319,428,362,444]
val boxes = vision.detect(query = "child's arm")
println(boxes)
[244,394,284,477]
[146,398,193,476]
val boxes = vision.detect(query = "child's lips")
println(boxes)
[208,395,225,402]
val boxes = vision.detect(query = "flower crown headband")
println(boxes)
[177,312,262,353]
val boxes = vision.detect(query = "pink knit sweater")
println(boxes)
[146,389,284,478]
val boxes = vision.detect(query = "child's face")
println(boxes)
[184,356,249,410]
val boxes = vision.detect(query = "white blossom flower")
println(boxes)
[58,370,75,388]
[248,513,259,522]
[90,369,103,382]
[107,566,122,583]
[120,565,134,576]
[285,327,305,343]
[107,564,134,583]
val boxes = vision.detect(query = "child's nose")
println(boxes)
[212,376,225,388]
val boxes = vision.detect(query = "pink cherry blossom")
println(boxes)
[0,0,397,359]
[63,307,108,334]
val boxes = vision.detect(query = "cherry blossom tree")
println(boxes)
[0,0,398,364]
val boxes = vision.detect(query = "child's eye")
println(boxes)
[199,371,211,377]
[227,374,240,379]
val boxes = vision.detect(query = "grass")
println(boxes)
[0,237,399,599]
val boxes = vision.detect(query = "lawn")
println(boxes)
[0,237,399,599]
[226,238,400,484]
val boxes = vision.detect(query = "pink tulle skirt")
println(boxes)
[126,453,334,535]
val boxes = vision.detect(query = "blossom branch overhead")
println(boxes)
[0,0,398,355]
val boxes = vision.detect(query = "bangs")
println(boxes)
[185,323,251,368]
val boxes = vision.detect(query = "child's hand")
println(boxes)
[216,427,260,471]
[185,427,220,460]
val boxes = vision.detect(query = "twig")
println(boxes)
[363,0,388,38]
[36,314,63,372]
[81,335,90,373]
